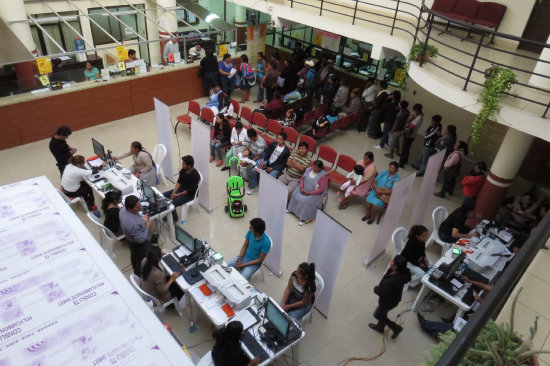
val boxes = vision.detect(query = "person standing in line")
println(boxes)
[369,255,411,338]
[411,115,442,176]
[239,54,254,103]
[461,161,487,207]
[376,90,401,149]
[49,125,76,176]
[385,100,410,159]
[254,52,267,102]
[435,141,468,198]
[200,50,220,96]
[357,78,378,132]
[399,103,424,168]
[219,53,235,96]
[331,78,350,111]
[367,81,390,138]
[119,195,152,277]
[263,61,279,102]
[435,125,457,158]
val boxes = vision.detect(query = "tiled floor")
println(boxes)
[3,89,548,365]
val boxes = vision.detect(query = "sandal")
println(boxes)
[367,219,374,225]
[362,215,370,222]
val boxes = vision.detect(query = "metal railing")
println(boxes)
[289,0,550,118]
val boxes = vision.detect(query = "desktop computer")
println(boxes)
[92,138,106,161]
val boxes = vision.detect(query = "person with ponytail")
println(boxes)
[400,225,430,288]
[140,246,182,304]
[101,189,123,235]
[369,254,411,339]
[212,321,260,366]
[113,141,157,186]
[281,262,317,319]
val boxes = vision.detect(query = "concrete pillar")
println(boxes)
[145,0,161,65]
[234,4,246,46]
[157,0,178,62]
[475,128,534,219]
[529,34,550,89]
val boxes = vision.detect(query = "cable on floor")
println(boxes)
[185,337,215,350]
[337,330,387,365]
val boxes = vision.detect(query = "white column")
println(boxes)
[157,0,178,38]
[234,4,246,27]
[0,0,37,55]
[145,0,161,65]
[528,34,550,90]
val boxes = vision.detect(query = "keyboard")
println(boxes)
[241,330,270,363]
[163,254,184,275]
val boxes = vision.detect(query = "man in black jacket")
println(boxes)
[247,132,290,195]
[49,125,76,176]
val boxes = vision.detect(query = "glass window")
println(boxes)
[30,12,83,56]
[88,6,144,46]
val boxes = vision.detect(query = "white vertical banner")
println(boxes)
[407,149,446,228]
[257,170,287,277]
[153,97,174,182]
[191,119,211,212]
[365,172,416,267]
[307,210,351,318]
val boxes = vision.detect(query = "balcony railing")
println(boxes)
[289,0,550,118]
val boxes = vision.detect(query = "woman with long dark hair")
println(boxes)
[435,141,468,198]
[101,189,122,235]
[369,255,411,339]
[140,246,182,303]
[400,225,430,288]
[114,141,157,186]
[461,161,487,206]
[210,113,231,167]
[212,321,260,366]
[281,262,316,319]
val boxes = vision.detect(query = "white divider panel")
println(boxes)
[407,149,446,228]
[307,210,351,318]
[0,176,191,365]
[154,97,175,183]
[365,172,417,267]
[191,119,211,212]
[257,170,287,277]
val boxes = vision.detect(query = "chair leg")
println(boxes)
[180,204,189,224]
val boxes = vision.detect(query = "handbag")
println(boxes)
[376,193,391,205]
[234,74,242,87]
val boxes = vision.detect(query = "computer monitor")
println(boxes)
[92,138,106,160]
[443,252,466,282]
[175,226,195,253]
[141,180,157,208]
[265,298,290,340]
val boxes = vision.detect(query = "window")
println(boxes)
[30,12,83,56]
[88,5,146,46]
[176,0,200,26]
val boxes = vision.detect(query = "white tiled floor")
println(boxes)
[2,91,548,365]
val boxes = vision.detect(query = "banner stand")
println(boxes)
[191,119,212,213]
[154,98,175,185]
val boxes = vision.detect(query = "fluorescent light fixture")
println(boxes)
[205,13,219,23]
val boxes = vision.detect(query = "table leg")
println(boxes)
[167,210,176,242]
[411,284,429,312]
[454,309,465,324]
[186,293,197,333]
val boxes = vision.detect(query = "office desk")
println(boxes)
[85,164,176,241]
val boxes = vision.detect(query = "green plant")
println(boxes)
[426,288,550,366]
[408,42,439,62]
[471,65,516,143]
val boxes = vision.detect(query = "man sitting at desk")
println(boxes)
[189,42,206,59]
[227,218,271,281]
[120,195,152,277]
[163,155,200,223]
[438,203,480,243]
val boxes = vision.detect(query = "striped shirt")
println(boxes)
[287,150,311,178]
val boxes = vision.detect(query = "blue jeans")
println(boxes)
[249,168,280,189]
[286,302,313,320]
[221,78,234,96]
[227,255,261,281]
[415,146,436,174]
[210,141,225,160]
[257,85,264,101]
[163,190,193,221]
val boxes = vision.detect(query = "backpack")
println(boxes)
[241,63,255,80]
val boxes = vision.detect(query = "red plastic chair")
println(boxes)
[266,119,282,138]
[231,99,240,117]
[298,135,316,155]
[329,119,341,134]
[175,100,201,131]
[314,104,328,119]
[448,0,480,22]
[251,112,267,131]
[295,110,315,130]
[240,106,253,125]
[201,107,215,125]
[328,154,357,186]
[339,115,354,130]
[317,145,337,171]
[431,0,457,16]
[468,2,506,42]
[284,127,299,149]
[261,133,275,145]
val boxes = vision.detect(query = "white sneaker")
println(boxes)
[374,145,382,149]
[247,188,255,195]
[298,220,305,226]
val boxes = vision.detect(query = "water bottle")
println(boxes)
[145,297,154,311]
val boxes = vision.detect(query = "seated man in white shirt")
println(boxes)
[188,42,206,59]
[247,132,290,195]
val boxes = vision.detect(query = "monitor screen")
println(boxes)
[444,252,466,281]
[175,226,195,253]
[266,299,289,339]
[141,181,157,207]
[92,138,106,160]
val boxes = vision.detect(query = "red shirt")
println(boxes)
[461,175,485,198]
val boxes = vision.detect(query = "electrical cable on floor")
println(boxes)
[185,338,215,350]
[171,116,183,162]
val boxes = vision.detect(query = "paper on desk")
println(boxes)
[232,309,259,330]
[174,245,191,258]
[209,305,229,324]
[88,158,104,167]
[189,286,210,303]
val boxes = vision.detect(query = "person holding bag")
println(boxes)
[238,54,255,103]
[363,161,399,224]
[435,141,468,198]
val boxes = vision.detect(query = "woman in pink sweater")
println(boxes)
[435,141,467,198]
[461,161,487,206]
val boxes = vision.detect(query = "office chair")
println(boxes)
[129,274,183,322]
[180,171,203,224]
[86,212,125,259]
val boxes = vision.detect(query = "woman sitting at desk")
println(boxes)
[84,62,100,81]
[101,189,122,236]
[281,262,316,319]
[212,321,260,366]
[61,155,106,212]
[140,246,183,304]
[400,225,430,288]
[113,141,157,186]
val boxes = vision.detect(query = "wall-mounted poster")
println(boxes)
[314,30,341,52]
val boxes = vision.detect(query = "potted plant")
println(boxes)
[426,288,550,366]
[408,42,438,62]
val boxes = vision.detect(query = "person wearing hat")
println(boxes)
[338,88,362,118]
[304,60,316,94]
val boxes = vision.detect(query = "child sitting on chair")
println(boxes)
[237,149,257,180]
[337,165,365,201]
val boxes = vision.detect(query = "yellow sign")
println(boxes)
[314,33,322,46]
[218,43,228,56]
[362,53,369,62]
[394,68,406,83]
[116,46,127,61]
[39,74,50,86]
[118,61,126,71]
[36,57,52,74]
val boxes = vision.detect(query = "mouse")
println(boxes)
[191,270,199,278]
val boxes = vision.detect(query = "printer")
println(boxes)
[202,264,231,288]
[219,280,252,311]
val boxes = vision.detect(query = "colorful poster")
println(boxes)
[36,58,52,74]
[116,46,127,61]
[394,68,406,83]
[218,44,228,56]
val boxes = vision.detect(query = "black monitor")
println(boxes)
[92,138,106,160]
[141,180,157,208]
[265,298,290,340]
[175,226,195,253]
[443,252,466,282]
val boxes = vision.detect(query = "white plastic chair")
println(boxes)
[252,233,273,283]
[426,206,450,254]
[196,351,213,366]
[152,144,167,186]
[129,274,184,322]
[392,226,408,254]
[180,171,203,224]
[301,271,325,324]
[58,188,89,213]
[86,212,124,259]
